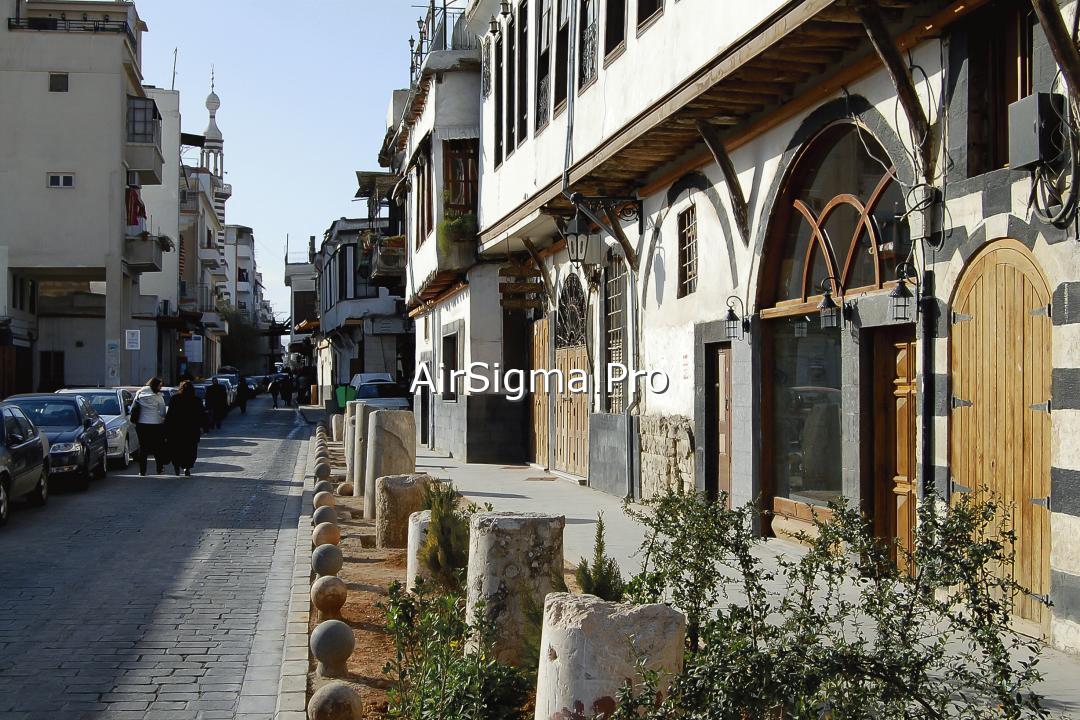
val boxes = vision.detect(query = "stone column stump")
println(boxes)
[364,410,416,520]
[406,510,433,591]
[343,401,361,481]
[375,474,432,549]
[534,593,686,720]
[331,413,344,442]
[350,402,372,492]
[466,512,565,666]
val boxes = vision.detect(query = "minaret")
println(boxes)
[199,69,231,246]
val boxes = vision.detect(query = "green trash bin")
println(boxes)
[334,384,357,411]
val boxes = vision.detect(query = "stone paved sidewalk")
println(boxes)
[418,448,1080,718]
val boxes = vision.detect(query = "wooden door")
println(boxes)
[872,327,917,574]
[706,345,733,503]
[554,344,589,476]
[530,317,550,466]
[950,239,1052,636]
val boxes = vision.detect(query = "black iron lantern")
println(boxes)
[889,262,918,322]
[724,296,749,340]
[489,15,499,35]
[817,277,841,330]
[563,211,593,265]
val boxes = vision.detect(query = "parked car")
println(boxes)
[0,402,50,526]
[56,388,140,467]
[349,372,394,390]
[4,394,107,490]
[352,380,412,410]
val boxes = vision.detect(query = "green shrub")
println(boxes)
[575,512,625,602]
[419,482,470,594]
[383,580,529,720]
[437,213,479,246]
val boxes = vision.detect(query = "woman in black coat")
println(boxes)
[166,381,204,476]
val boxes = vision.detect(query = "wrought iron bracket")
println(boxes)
[697,120,751,245]
[569,192,642,271]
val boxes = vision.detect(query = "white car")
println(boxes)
[352,380,412,410]
[56,388,140,467]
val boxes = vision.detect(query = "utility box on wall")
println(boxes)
[1009,92,1065,169]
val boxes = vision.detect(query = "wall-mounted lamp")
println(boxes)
[817,276,842,330]
[500,0,512,18]
[724,296,750,341]
[562,210,598,266]
[889,262,919,323]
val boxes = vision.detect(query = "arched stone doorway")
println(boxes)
[949,238,1053,637]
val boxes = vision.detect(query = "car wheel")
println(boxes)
[27,467,48,508]
[124,440,134,468]
[0,478,9,526]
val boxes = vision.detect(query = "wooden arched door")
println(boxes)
[554,275,589,477]
[949,239,1052,636]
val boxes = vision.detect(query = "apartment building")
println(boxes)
[397,0,1080,650]
[0,0,166,391]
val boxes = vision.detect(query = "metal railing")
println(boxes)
[7,16,137,49]
[410,1,478,85]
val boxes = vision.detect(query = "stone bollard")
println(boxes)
[344,401,361,481]
[312,505,338,526]
[313,491,336,510]
[375,474,432,549]
[313,480,334,495]
[534,593,686,720]
[312,543,343,577]
[405,510,433,592]
[315,461,332,481]
[310,619,354,678]
[466,512,565,666]
[331,413,344,442]
[307,680,362,720]
[364,410,416,520]
[313,521,341,547]
[311,575,348,622]
[337,482,354,497]
[350,402,373,498]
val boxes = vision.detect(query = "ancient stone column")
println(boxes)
[406,510,433,591]
[331,413,344,442]
[344,400,361,481]
[534,593,686,720]
[466,512,565,666]
[364,410,416,520]
[351,402,373,493]
[376,474,432,549]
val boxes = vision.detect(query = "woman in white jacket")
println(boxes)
[133,377,168,476]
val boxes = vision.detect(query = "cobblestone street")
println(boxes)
[0,398,307,720]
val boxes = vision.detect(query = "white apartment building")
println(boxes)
[0,0,167,392]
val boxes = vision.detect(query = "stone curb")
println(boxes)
[275,434,316,720]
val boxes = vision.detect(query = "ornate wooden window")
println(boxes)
[536,0,552,130]
[444,139,479,215]
[578,0,598,88]
[518,1,529,143]
[507,13,517,151]
[677,205,698,298]
[556,273,587,348]
[763,122,907,314]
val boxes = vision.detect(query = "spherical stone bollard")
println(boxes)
[406,510,433,592]
[330,414,344,442]
[534,593,686,720]
[311,575,348,622]
[313,480,335,495]
[313,521,342,547]
[313,491,336,510]
[337,483,354,497]
[375,474,433,549]
[364,410,416,520]
[310,619,355,678]
[307,680,362,720]
[315,461,332,481]
[312,543,344,577]
[312,505,339,526]
[466,512,565,666]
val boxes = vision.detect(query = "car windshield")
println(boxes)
[8,399,80,427]
[82,394,121,416]
[356,383,406,399]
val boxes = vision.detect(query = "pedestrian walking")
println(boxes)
[206,377,229,430]
[236,375,249,415]
[165,381,204,476]
[268,377,280,408]
[281,374,294,407]
[132,377,168,476]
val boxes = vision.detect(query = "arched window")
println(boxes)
[556,273,587,348]
[765,122,908,308]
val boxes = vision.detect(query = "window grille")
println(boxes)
[677,205,698,297]
[605,258,626,413]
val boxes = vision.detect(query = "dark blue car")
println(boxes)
[0,402,50,526]
[5,394,108,491]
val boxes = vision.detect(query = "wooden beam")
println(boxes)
[850,0,934,181]
[522,237,556,308]
[1030,0,1080,111]
[697,120,751,245]
[602,205,640,271]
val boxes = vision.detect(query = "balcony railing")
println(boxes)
[410,1,477,85]
[7,16,137,50]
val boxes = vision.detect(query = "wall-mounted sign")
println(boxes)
[125,329,141,351]
[184,335,204,364]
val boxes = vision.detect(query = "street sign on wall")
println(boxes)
[125,329,141,351]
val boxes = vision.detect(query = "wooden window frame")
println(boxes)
[495,32,505,166]
[507,13,518,154]
[636,0,663,33]
[554,0,570,110]
[604,256,627,413]
[677,204,698,298]
[604,0,627,59]
[536,0,553,132]
[518,1,530,144]
[578,0,599,91]
[444,139,479,216]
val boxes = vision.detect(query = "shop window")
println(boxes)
[677,205,698,298]
[605,0,626,56]
[967,1,1034,176]
[604,256,626,413]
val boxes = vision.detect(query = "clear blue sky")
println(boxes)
[135,1,422,320]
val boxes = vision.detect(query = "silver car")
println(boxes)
[353,380,412,410]
[56,388,140,467]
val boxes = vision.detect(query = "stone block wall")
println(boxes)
[639,414,695,500]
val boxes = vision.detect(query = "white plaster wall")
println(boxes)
[36,317,106,387]
[139,88,181,308]
[0,30,129,268]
